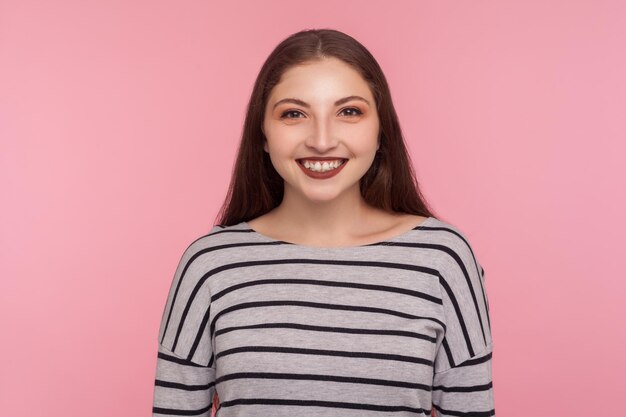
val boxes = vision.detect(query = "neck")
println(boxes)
[268,184,384,244]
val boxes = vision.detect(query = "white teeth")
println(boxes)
[302,159,345,172]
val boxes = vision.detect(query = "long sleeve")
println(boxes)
[432,237,495,417]
[152,240,217,416]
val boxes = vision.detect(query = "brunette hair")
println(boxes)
[215,28,437,226]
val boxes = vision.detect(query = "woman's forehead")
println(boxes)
[270,61,373,105]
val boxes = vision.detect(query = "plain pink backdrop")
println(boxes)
[1,1,625,416]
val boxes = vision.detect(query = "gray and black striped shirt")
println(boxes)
[152,216,495,416]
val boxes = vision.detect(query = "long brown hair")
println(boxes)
[215,28,437,226]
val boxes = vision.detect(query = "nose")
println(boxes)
[304,119,339,153]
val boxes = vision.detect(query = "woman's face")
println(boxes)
[262,57,380,204]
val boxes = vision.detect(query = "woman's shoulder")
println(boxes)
[418,215,477,244]
[172,222,251,277]
[420,216,486,278]
[177,222,246,254]
[187,221,249,249]
[407,215,481,262]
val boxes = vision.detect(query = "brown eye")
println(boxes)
[340,107,363,117]
[280,110,305,119]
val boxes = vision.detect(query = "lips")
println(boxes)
[295,158,348,172]
[296,157,348,163]
[296,158,348,179]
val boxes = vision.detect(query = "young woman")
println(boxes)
[153,29,495,417]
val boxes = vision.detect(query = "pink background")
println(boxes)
[1,1,625,416]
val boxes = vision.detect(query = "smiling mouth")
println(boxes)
[296,159,348,172]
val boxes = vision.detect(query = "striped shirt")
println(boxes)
[152,216,495,416]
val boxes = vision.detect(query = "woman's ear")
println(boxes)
[261,124,269,152]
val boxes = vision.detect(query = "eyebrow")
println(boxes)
[272,95,371,110]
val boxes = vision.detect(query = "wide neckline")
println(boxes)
[239,216,435,250]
